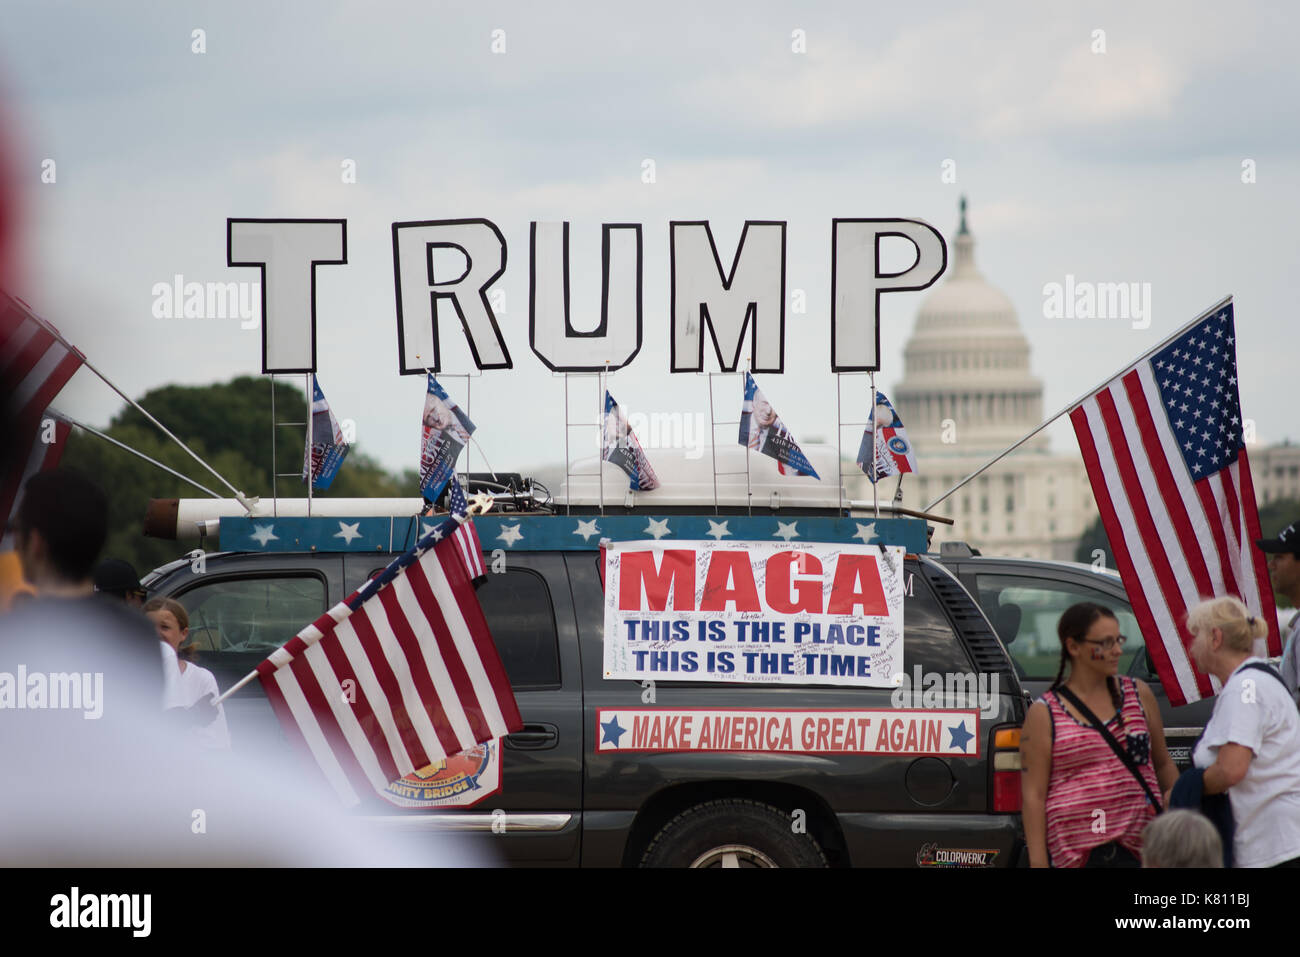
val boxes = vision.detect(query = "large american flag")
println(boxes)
[0,292,83,547]
[256,505,518,806]
[1069,301,1280,706]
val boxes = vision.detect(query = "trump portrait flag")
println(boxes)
[1067,300,1280,706]
[255,510,520,806]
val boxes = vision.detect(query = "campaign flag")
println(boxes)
[601,391,660,491]
[255,509,521,807]
[738,372,820,479]
[857,390,918,484]
[419,375,476,501]
[302,377,350,491]
[1067,301,1280,706]
[0,292,84,548]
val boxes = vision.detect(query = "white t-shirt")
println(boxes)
[1193,657,1300,867]
[160,642,232,750]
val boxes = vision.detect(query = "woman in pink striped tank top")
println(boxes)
[1021,603,1179,867]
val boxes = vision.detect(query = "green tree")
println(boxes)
[59,376,411,578]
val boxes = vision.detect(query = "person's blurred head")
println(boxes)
[1142,810,1223,868]
[93,558,146,607]
[13,470,107,589]
[143,597,189,652]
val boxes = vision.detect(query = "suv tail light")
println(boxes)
[991,727,1022,812]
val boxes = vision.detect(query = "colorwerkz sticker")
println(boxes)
[595,708,980,756]
[916,843,1000,867]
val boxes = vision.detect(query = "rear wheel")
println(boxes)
[638,798,828,868]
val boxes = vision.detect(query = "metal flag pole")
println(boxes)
[598,367,605,517]
[50,411,223,499]
[29,314,254,510]
[869,372,879,519]
[305,372,314,516]
[923,294,1234,512]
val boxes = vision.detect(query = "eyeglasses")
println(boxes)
[1077,635,1128,651]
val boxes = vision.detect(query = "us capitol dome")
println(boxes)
[855,198,1098,560]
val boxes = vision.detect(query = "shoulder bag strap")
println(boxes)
[1055,684,1163,814]
[1239,660,1288,688]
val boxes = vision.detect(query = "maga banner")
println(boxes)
[603,540,905,687]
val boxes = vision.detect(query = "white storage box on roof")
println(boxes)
[560,443,845,510]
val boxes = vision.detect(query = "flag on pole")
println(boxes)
[255,507,520,807]
[857,390,917,484]
[739,372,819,478]
[0,413,72,552]
[0,292,84,546]
[302,377,350,491]
[419,375,475,501]
[601,391,660,491]
[1067,301,1280,706]
[445,475,486,581]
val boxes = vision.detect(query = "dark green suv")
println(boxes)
[144,507,1030,867]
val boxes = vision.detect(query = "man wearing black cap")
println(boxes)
[94,558,147,608]
[1257,519,1300,704]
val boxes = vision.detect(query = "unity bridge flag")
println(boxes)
[1067,300,1280,706]
[255,496,520,806]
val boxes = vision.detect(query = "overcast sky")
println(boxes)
[3,1,1297,494]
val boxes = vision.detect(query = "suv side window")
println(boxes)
[974,574,1146,680]
[170,574,329,677]
[368,565,561,690]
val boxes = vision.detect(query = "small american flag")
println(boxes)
[0,293,83,547]
[1068,300,1280,705]
[256,508,519,806]
[446,475,486,580]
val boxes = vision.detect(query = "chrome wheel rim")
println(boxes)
[689,844,779,868]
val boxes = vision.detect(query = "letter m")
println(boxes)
[618,549,696,611]
[100,894,129,927]
[206,281,241,319]
[670,221,786,372]
[1097,282,1129,318]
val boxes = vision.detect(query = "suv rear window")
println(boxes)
[900,567,978,675]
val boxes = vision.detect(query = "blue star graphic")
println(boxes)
[947,720,974,753]
[600,715,627,748]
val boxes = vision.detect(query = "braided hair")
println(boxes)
[1053,601,1124,728]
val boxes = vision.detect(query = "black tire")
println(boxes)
[638,799,828,868]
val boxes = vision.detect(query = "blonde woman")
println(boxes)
[1170,596,1300,867]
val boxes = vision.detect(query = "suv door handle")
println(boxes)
[505,724,559,751]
